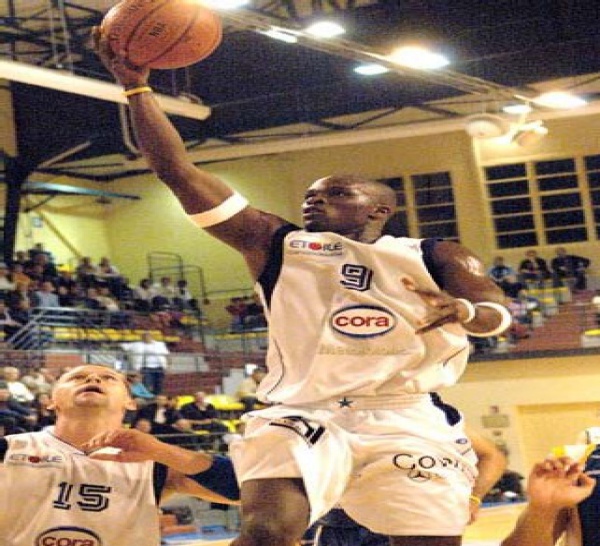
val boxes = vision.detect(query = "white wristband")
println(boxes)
[455,298,476,324]
[188,192,249,228]
[467,301,512,338]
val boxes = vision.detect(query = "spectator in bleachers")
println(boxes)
[31,281,60,308]
[132,278,156,312]
[152,276,177,310]
[20,366,55,396]
[121,331,170,394]
[226,296,248,332]
[0,300,24,340]
[55,268,77,293]
[178,391,229,448]
[11,250,29,269]
[507,289,541,342]
[2,366,35,405]
[488,257,516,289]
[134,393,189,435]
[242,294,266,330]
[5,299,32,349]
[75,256,98,288]
[0,383,35,431]
[27,242,54,264]
[96,256,125,296]
[6,280,34,311]
[173,279,198,311]
[0,263,15,294]
[126,371,155,403]
[56,284,82,307]
[518,250,550,287]
[550,246,591,291]
[236,367,267,413]
[9,263,31,290]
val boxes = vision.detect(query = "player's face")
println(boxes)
[51,365,134,413]
[301,177,378,236]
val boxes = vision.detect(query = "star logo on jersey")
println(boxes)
[338,397,354,408]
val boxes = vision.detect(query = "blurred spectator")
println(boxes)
[226,296,248,332]
[11,250,29,269]
[178,391,229,448]
[5,299,33,349]
[242,294,266,330]
[518,250,550,286]
[236,367,267,412]
[173,279,198,311]
[9,263,32,290]
[126,371,155,402]
[0,385,34,432]
[20,367,55,396]
[488,257,516,289]
[507,289,540,342]
[26,252,58,282]
[96,257,125,296]
[32,281,60,308]
[6,280,34,310]
[2,366,35,404]
[76,256,98,288]
[55,268,77,293]
[550,246,591,291]
[27,243,54,263]
[0,300,25,341]
[152,276,176,310]
[135,394,189,435]
[0,263,15,293]
[121,331,170,394]
[132,417,153,433]
[132,278,156,312]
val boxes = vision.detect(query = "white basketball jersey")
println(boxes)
[256,230,470,404]
[0,429,160,546]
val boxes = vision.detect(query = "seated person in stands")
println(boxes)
[519,250,550,286]
[25,252,58,283]
[0,383,36,431]
[135,394,190,437]
[488,257,516,289]
[173,279,198,311]
[2,366,35,405]
[133,278,156,312]
[31,391,56,429]
[226,296,248,332]
[5,299,33,349]
[152,276,177,310]
[178,391,229,446]
[0,300,26,341]
[242,294,267,330]
[0,263,15,293]
[96,256,124,294]
[31,280,60,308]
[9,263,32,291]
[236,367,267,413]
[75,256,98,288]
[550,246,591,291]
[126,371,155,403]
[20,366,55,396]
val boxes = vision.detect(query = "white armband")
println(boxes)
[455,298,476,324]
[467,301,512,338]
[188,192,249,228]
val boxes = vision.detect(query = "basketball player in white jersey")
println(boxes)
[95,30,512,546]
[501,455,596,546]
[0,365,239,546]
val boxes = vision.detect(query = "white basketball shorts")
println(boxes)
[229,394,478,536]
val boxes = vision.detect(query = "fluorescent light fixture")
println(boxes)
[533,91,588,109]
[388,46,450,70]
[502,103,532,115]
[305,21,346,38]
[354,63,390,76]
[202,0,249,8]
[259,28,299,44]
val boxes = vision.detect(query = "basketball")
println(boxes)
[101,0,222,69]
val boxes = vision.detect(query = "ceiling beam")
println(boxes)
[0,60,211,120]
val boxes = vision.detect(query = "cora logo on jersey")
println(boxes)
[36,526,102,546]
[330,305,396,338]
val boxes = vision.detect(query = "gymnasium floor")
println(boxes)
[162,502,525,546]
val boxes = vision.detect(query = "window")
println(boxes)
[585,154,600,239]
[380,172,459,240]
[484,156,593,248]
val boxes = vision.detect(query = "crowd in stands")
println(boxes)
[0,244,202,348]
[470,246,594,354]
[225,294,266,333]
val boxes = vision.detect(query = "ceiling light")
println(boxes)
[354,63,390,76]
[502,103,532,115]
[305,21,346,38]
[388,46,450,70]
[259,28,299,44]
[514,123,549,147]
[202,0,249,8]
[465,114,511,139]
[533,91,588,109]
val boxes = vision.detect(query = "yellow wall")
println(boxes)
[441,353,600,475]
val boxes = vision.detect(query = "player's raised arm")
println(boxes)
[93,27,287,278]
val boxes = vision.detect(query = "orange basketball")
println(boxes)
[101,0,222,69]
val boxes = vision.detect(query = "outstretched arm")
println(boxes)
[501,457,596,546]
[93,28,287,279]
